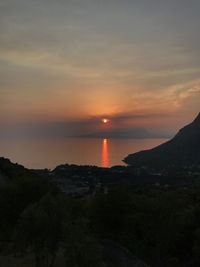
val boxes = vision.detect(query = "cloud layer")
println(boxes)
[0,0,200,136]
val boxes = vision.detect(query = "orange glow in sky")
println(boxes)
[0,1,199,129]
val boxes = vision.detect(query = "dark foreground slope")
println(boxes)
[124,113,200,168]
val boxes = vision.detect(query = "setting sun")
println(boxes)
[102,118,109,124]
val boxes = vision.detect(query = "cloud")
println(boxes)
[0,112,171,139]
[129,79,200,113]
[0,0,199,129]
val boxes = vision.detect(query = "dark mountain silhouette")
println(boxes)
[0,157,26,179]
[124,113,200,169]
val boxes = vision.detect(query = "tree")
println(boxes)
[14,193,65,267]
[63,218,103,267]
[0,175,55,243]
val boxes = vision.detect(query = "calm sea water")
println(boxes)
[0,137,167,169]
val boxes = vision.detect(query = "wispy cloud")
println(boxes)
[0,0,199,129]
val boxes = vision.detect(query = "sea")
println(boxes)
[0,137,167,170]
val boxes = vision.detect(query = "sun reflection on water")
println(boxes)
[102,138,109,168]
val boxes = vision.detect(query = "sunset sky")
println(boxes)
[1,0,200,138]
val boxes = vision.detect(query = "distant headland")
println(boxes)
[124,112,200,169]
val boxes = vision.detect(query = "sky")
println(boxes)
[0,0,200,138]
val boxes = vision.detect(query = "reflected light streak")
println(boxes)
[102,138,109,168]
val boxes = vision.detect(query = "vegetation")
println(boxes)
[91,186,197,266]
[0,172,103,267]
[1,162,200,266]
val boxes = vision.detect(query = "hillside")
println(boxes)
[124,113,200,169]
[0,157,27,179]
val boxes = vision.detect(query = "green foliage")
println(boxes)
[2,170,200,267]
[91,187,133,240]
[64,219,103,267]
[14,193,66,267]
[0,175,55,241]
[91,186,200,267]
[0,172,102,267]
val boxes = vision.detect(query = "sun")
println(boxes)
[102,118,109,124]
